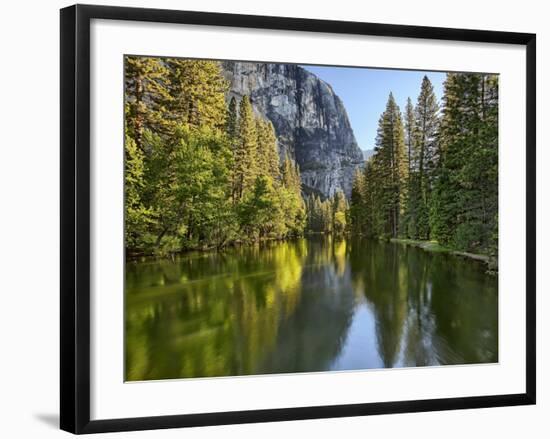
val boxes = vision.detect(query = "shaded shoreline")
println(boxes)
[127,235,498,275]
[126,232,350,262]
[126,235,308,262]
[389,238,497,273]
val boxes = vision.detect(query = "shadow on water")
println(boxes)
[125,236,498,381]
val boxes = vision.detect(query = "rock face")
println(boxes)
[222,62,364,198]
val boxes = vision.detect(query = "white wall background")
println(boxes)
[0,0,546,437]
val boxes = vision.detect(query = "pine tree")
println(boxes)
[401,97,416,237]
[346,72,498,259]
[362,160,377,237]
[125,56,170,151]
[350,169,365,234]
[409,75,439,239]
[264,121,281,182]
[233,95,258,200]
[431,73,498,253]
[226,96,238,141]
[282,153,300,191]
[321,199,333,233]
[281,154,306,235]
[404,97,416,175]
[373,93,408,238]
[332,190,348,235]
[164,59,228,131]
[415,75,440,180]
[255,117,272,175]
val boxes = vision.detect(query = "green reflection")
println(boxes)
[125,237,498,380]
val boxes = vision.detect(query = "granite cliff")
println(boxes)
[222,62,364,197]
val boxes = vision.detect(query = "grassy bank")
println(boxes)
[390,238,496,273]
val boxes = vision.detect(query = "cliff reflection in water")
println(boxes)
[125,237,498,381]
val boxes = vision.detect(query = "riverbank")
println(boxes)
[126,234,305,261]
[389,238,497,273]
[127,231,353,261]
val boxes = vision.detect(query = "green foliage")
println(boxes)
[226,96,238,141]
[428,168,455,243]
[124,56,309,256]
[402,76,440,239]
[333,211,347,236]
[143,125,235,254]
[305,190,347,236]
[332,190,348,235]
[431,73,498,254]
[349,169,366,234]
[280,155,306,236]
[404,96,415,172]
[239,175,283,239]
[233,96,258,201]
[124,55,498,261]
[453,221,484,252]
[348,93,407,239]
[257,119,281,181]
[125,56,171,150]
[124,131,153,253]
[164,58,228,130]
[349,73,498,259]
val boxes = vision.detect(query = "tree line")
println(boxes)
[350,74,498,257]
[305,191,349,235]
[125,56,308,256]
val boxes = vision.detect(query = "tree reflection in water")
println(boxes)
[125,237,498,381]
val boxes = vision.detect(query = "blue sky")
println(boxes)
[302,65,446,150]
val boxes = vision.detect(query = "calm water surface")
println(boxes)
[125,237,498,381]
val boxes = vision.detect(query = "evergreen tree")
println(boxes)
[346,72,498,260]
[310,196,324,232]
[372,93,408,238]
[321,200,333,234]
[226,96,238,141]
[125,56,170,151]
[255,118,268,173]
[404,97,416,175]
[431,73,498,253]
[281,154,306,235]
[349,169,366,234]
[264,121,281,182]
[401,96,417,236]
[164,59,228,131]
[233,95,258,200]
[239,175,283,239]
[332,190,348,235]
[409,75,439,239]
[362,160,376,237]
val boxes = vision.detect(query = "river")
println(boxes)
[125,236,498,381]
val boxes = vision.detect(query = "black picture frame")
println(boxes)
[60,4,536,434]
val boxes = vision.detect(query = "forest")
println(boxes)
[349,74,498,259]
[125,56,349,257]
[125,56,498,262]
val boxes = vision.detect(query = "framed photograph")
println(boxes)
[60,4,536,434]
